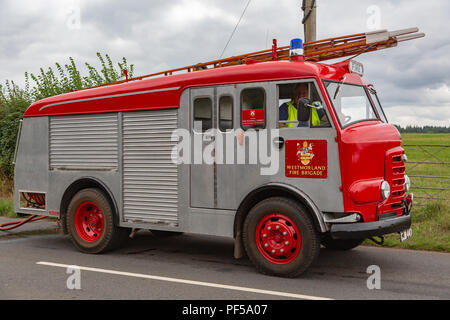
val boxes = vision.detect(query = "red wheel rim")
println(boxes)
[74,201,104,242]
[255,213,301,264]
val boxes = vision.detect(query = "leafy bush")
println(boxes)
[0,53,135,180]
[28,53,134,101]
[0,81,31,179]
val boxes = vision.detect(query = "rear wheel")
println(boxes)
[66,188,128,254]
[242,197,320,278]
[321,236,364,251]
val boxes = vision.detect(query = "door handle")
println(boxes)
[273,137,285,149]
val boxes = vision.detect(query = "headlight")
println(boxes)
[381,181,390,200]
[404,175,411,192]
[402,154,408,162]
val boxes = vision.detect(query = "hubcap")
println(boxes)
[255,213,301,264]
[74,201,104,242]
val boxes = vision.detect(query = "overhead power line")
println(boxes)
[219,0,252,59]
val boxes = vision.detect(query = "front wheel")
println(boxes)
[242,197,320,278]
[66,188,128,254]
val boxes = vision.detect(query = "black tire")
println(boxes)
[150,230,183,237]
[321,236,364,251]
[242,197,320,278]
[66,188,129,254]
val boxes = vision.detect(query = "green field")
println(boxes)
[402,133,449,205]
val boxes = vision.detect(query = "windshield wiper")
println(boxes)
[333,75,346,99]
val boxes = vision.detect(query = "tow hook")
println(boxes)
[368,236,384,245]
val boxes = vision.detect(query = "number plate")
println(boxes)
[399,228,413,242]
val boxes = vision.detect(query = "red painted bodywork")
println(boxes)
[23,59,406,223]
[338,122,405,221]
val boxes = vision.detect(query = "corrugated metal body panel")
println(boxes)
[122,110,179,225]
[49,114,118,170]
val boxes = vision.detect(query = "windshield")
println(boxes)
[324,81,379,128]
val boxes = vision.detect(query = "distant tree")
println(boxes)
[394,124,450,133]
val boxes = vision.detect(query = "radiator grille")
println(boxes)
[49,114,119,170]
[378,146,406,218]
[122,110,179,225]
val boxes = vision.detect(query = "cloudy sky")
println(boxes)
[1,0,449,127]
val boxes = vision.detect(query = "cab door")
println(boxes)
[275,79,344,212]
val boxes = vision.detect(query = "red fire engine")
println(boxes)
[13,27,422,277]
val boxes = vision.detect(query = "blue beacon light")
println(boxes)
[289,38,304,61]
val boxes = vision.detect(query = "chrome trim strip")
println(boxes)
[39,87,181,112]
[323,213,361,224]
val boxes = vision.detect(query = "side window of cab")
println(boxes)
[193,97,213,132]
[241,87,266,130]
[278,81,330,128]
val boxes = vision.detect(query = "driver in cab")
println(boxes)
[279,83,327,128]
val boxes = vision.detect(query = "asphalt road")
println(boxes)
[0,218,449,300]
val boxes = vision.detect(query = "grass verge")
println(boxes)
[0,197,17,218]
[363,201,449,252]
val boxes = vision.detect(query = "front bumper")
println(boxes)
[330,193,413,240]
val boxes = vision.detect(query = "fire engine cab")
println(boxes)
[13,28,422,277]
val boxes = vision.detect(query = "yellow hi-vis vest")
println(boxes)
[286,101,320,127]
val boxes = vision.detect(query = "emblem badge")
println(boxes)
[297,141,314,165]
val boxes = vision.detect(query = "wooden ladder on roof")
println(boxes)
[86,27,424,89]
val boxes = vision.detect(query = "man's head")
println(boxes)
[293,83,309,103]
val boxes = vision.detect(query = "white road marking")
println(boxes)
[37,261,332,300]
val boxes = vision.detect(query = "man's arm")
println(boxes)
[279,103,289,128]
[315,108,330,126]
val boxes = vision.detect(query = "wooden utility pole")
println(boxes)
[302,0,317,42]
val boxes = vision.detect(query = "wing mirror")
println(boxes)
[309,101,323,109]
[297,98,311,122]
[297,99,323,122]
